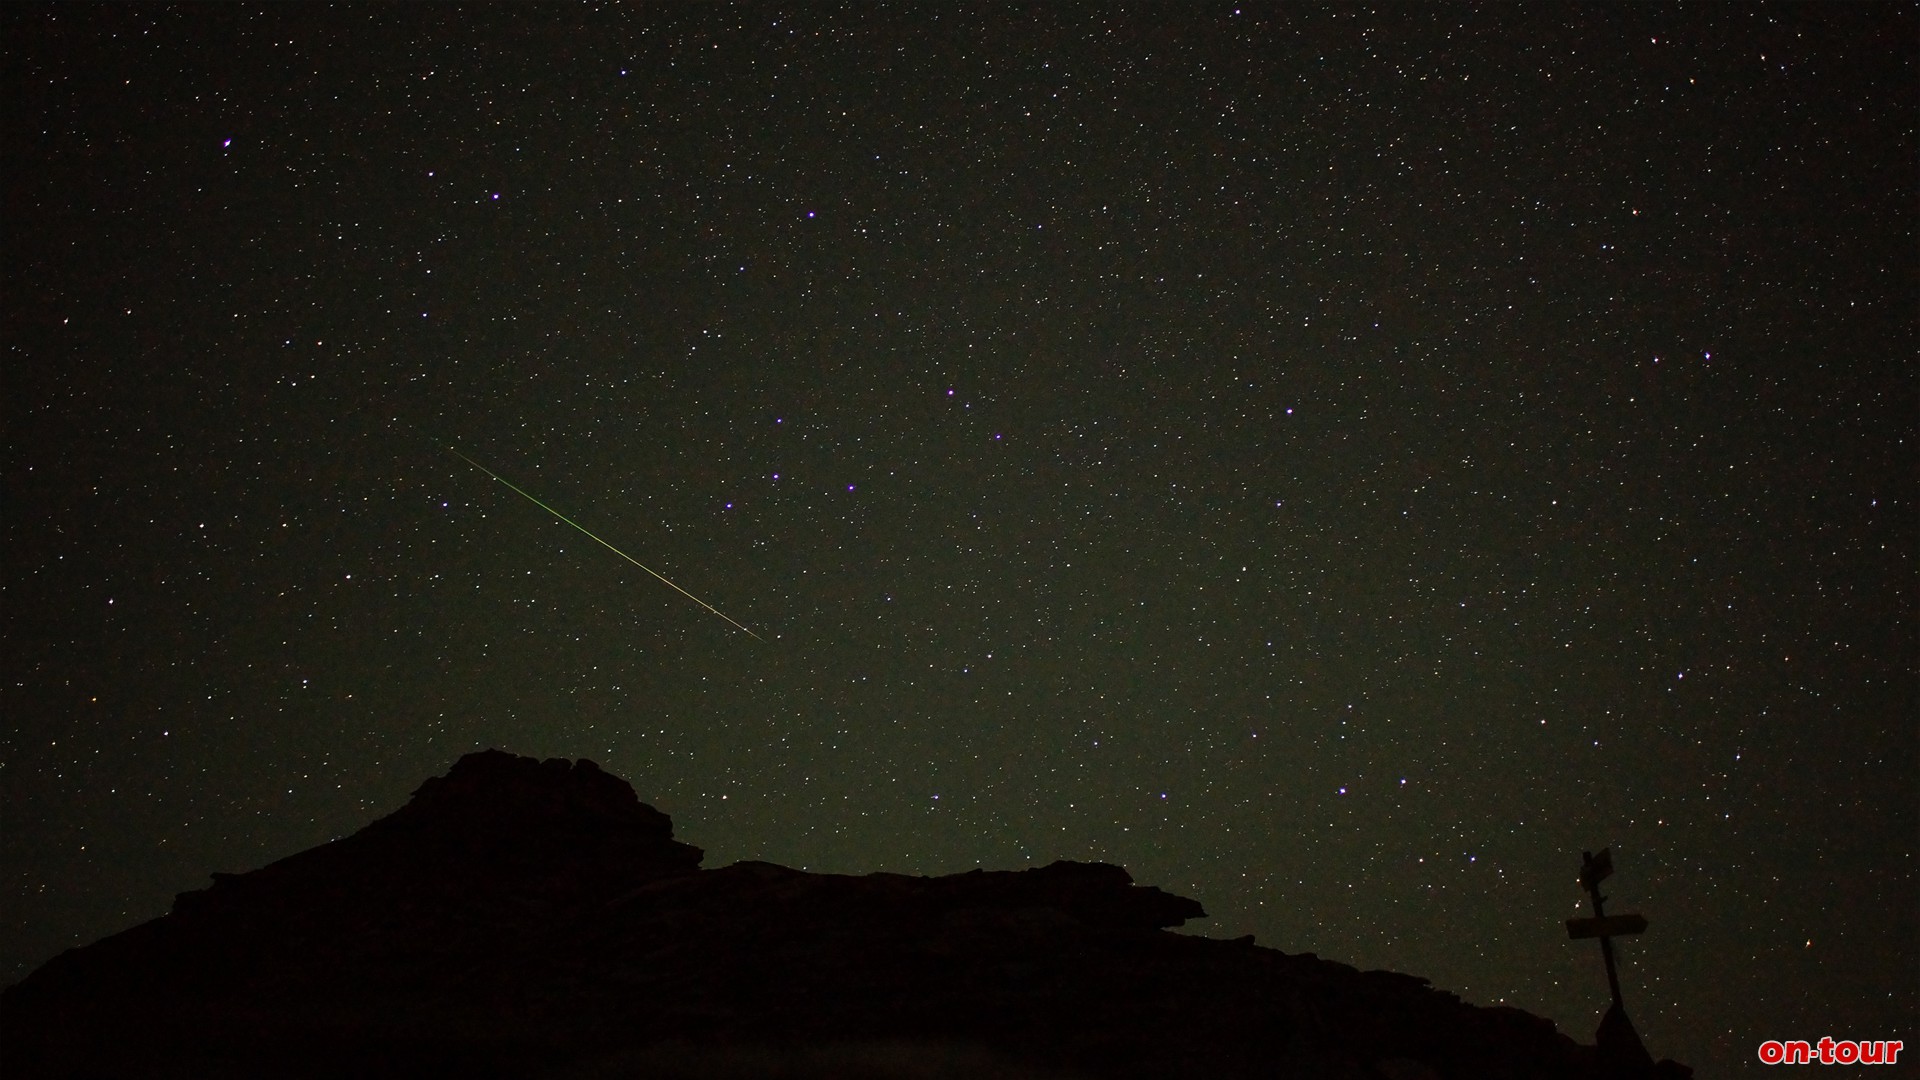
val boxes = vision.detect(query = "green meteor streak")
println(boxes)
[446,447,763,642]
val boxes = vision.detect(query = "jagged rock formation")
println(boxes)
[0,750,1691,1079]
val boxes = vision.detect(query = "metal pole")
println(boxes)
[1589,885,1625,1009]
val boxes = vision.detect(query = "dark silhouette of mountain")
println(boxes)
[0,751,1691,1079]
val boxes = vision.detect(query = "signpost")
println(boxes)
[1568,848,1657,1076]
[1568,847,1645,1010]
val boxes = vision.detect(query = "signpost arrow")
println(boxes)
[1567,913,1649,940]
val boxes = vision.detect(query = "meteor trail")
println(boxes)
[445,446,763,641]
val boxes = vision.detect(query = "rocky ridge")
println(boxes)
[0,750,1690,1079]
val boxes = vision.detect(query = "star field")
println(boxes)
[3,6,1913,1075]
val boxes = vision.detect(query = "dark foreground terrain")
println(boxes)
[1,751,1689,1079]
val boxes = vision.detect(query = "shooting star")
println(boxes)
[445,446,763,641]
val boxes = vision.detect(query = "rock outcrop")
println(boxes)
[0,750,1690,1079]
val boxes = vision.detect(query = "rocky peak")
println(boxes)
[166,750,703,924]
[377,748,680,840]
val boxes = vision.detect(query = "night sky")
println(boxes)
[4,5,1913,1075]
